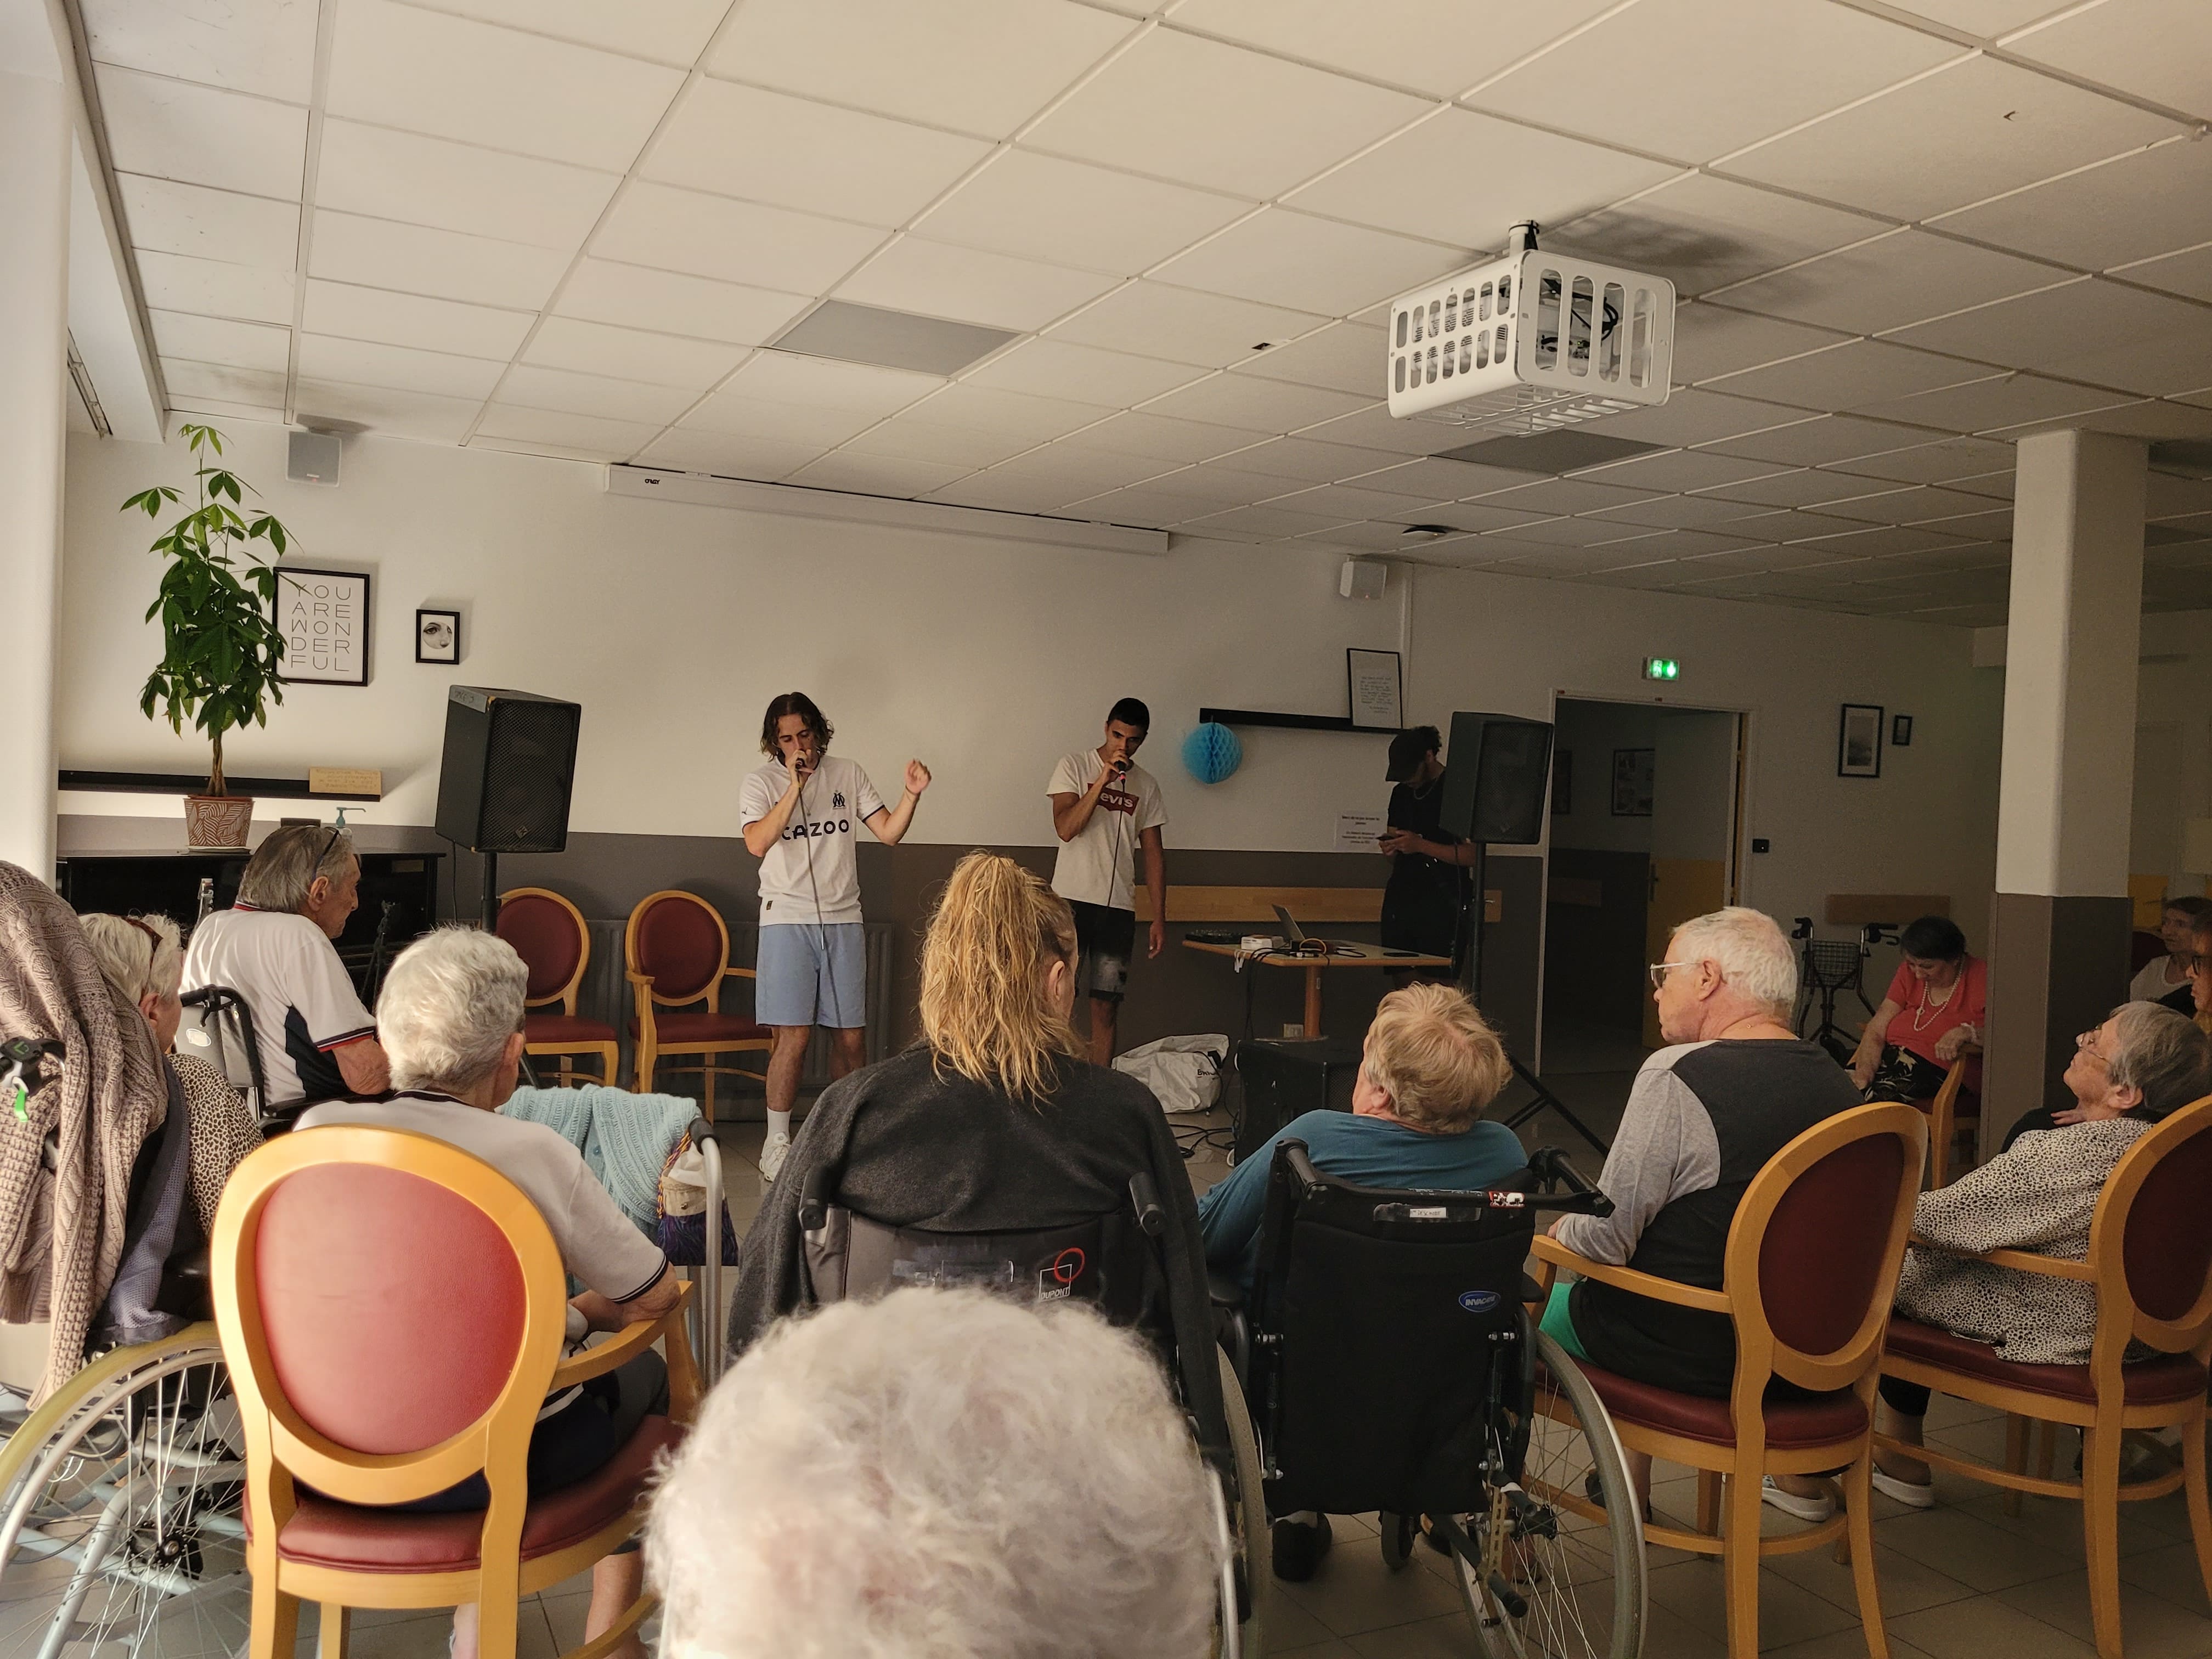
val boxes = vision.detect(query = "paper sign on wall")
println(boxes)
[1335,811,1385,851]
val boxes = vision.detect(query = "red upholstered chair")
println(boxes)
[1533,1103,1927,1659]
[496,887,618,1087]
[211,1125,699,1659]
[1877,1092,2212,1659]
[623,890,771,1120]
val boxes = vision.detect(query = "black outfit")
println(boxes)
[726,1046,1227,1444]
[1380,777,1468,960]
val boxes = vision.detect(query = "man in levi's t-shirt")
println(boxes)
[1047,697,1167,1064]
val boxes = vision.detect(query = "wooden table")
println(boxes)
[1182,939,1453,1037]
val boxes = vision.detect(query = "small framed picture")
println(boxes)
[1346,648,1403,729]
[1838,703,1884,778]
[274,566,370,686]
[415,608,461,665]
[1891,714,1914,747]
[1611,748,1654,817]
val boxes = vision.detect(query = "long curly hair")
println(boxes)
[918,852,1083,1103]
[758,691,832,761]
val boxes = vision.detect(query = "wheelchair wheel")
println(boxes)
[0,1328,247,1659]
[1216,1345,1271,1657]
[1458,1331,1645,1659]
[1378,1510,1417,1572]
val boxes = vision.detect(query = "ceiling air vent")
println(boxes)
[771,300,1016,376]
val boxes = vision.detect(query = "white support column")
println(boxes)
[0,65,71,879]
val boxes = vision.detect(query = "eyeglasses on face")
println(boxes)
[2076,1028,2113,1064]
[1647,960,1697,991]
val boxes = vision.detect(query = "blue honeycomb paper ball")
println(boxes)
[1181,721,1242,785]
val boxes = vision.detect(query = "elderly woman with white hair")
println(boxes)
[647,1287,1225,1659]
[298,928,681,1659]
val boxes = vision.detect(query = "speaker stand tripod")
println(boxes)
[1458,839,1610,1156]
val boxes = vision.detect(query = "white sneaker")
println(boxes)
[1760,1475,1835,1521]
[1870,1467,1937,1509]
[759,1133,791,1183]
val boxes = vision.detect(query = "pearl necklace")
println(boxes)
[1909,973,1961,1032]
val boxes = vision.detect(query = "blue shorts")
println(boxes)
[756,922,867,1029]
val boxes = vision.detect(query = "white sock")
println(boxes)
[767,1108,792,1143]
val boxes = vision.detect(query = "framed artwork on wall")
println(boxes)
[273,566,370,686]
[415,608,461,664]
[1611,748,1654,817]
[1891,714,1914,747]
[1839,703,1884,778]
[1346,648,1403,729]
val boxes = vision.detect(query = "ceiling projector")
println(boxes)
[1386,223,1676,436]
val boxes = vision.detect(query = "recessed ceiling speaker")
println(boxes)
[1339,558,1388,600]
[287,429,341,486]
[1438,712,1555,846]
[1387,222,1675,437]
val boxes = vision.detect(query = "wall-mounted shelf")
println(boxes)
[59,770,383,803]
[1199,707,1406,735]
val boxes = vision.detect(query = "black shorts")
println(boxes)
[1068,900,1137,1003]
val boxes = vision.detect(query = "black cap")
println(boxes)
[1386,726,1440,783]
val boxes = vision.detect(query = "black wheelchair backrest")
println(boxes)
[177,985,279,1126]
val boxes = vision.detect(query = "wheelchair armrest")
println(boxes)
[1206,1268,1246,1311]
[1532,1233,1730,1313]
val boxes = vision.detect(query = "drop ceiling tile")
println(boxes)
[301,279,534,359]
[644,81,992,229]
[518,318,748,389]
[160,358,285,408]
[1234,323,1389,398]
[1179,503,1361,539]
[1712,229,2069,336]
[146,309,290,372]
[82,0,317,102]
[1049,282,1329,368]
[783,452,977,497]
[1170,0,1623,98]
[1123,465,1297,508]
[1668,304,1857,383]
[1716,508,1888,543]
[1286,109,1674,249]
[964,340,1204,407]
[919,150,1252,276]
[679,394,880,446]
[290,379,482,442]
[1930,137,2212,270]
[1946,468,2017,499]
[1884,279,2212,379]
[1023,29,1426,199]
[1350,455,1548,499]
[117,175,299,269]
[398,0,730,66]
[1568,448,1797,494]
[295,335,506,400]
[2045,336,2212,399]
[1475,477,1666,516]
[1265,483,1453,523]
[1827,435,2019,485]
[95,65,308,202]
[1911,506,2017,540]
[834,239,1117,331]
[1701,413,1948,467]
[1466,0,1961,165]
[1696,469,1903,508]
[1296,520,1459,552]
[1578,388,1809,448]
[1553,173,1888,301]
[635,428,828,479]
[471,407,665,461]
[325,0,682,171]
[1816,484,2011,525]
[2007,0,2212,121]
[1227,435,1423,482]
[2117,242,2212,306]
[1485,544,1659,574]
[1137,374,1370,433]
[923,473,1099,514]
[308,211,570,311]
[1852,373,2135,431]
[315,120,618,250]
[706,0,1136,139]
[496,364,693,425]
[554,261,810,347]
[1582,492,1782,531]
[1054,484,1205,524]
[840,416,1037,469]
[1720,55,2180,222]
[1059,410,1262,464]
[901,382,1116,441]
[134,250,295,324]
[1588,527,1765,560]
[1151,210,1469,318]
[1707,340,2004,410]
[2039,399,2212,441]
[1787,523,1978,558]
[942,445,1174,502]
[1297,404,1469,456]
[2148,477,2212,516]
[594,183,889,292]
[718,351,944,417]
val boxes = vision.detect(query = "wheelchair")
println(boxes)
[176,985,302,1135]
[1214,1141,1647,1659]
[0,1041,250,1659]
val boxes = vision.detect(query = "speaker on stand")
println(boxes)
[1438,712,1608,1154]
[433,687,583,929]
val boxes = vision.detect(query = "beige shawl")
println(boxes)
[0,861,166,1401]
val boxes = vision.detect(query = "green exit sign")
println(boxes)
[1643,657,1680,681]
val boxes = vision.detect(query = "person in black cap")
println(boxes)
[1376,726,1475,977]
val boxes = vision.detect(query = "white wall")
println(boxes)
[60,424,2005,946]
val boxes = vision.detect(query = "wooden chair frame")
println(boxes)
[1918,1061,1978,1189]
[503,887,618,1088]
[623,889,771,1120]
[1875,1092,2212,1658]
[212,1126,701,1659]
[1532,1103,1927,1659]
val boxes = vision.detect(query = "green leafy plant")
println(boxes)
[125,424,295,797]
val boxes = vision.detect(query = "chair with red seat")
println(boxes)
[624,890,771,1119]
[1877,1092,2212,1659]
[211,1123,699,1659]
[496,887,619,1087]
[1533,1102,1927,1659]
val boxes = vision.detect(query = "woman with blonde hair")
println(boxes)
[725,850,1217,1378]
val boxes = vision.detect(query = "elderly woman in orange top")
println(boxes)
[1849,915,1986,1101]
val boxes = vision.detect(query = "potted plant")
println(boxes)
[125,424,296,850]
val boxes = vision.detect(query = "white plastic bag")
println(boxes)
[1113,1035,1229,1114]
[659,1143,710,1217]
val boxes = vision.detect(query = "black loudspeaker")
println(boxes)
[1438,712,1554,846]
[433,687,582,854]
[1232,1037,1362,1164]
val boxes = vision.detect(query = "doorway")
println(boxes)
[1542,698,1745,1074]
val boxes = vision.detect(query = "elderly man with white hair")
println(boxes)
[298,927,680,1659]
[647,1287,1225,1659]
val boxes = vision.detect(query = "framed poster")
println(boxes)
[1551,748,1572,816]
[274,566,370,686]
[1611,748,1654,817]
[1346,648,1403,730]
[1839,703,1884,778]
[1891,713,1914,747]
[415,608,461,664]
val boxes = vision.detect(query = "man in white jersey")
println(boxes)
[738,691,930,1181]
[1047,697,1167,1064]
